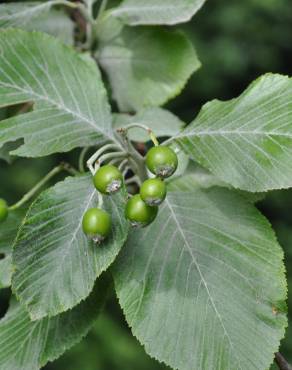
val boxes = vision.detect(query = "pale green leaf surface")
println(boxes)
[0,276,107,370]
[0,208,25,288]
[0,2,74,45]
[168,170,265,203]
[0,2,55,28]
[111,0,206,25]
[171,74,292,192]
[98,27,200,112]
[113,107,184,142]
[12,175,128,320]
[168,167,226,191]
[0,29,115,157]
[25,8,75,45]
[113,188,287,370]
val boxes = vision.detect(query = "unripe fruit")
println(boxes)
[146,146,178,178]
[140,178,167,206]
[93,165,123,194]
[125,194,158,227]
[82,208,111,243]
[0,199,8,223]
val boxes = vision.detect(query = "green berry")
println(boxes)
[82,208,111,243]
[93,165,123,194]
[146,146,178,178]
[0,199,8,223]
[140,178,167,206]
[125,194,158,227]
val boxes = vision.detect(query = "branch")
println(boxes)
[275,352,292,370]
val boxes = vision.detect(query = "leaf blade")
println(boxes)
[113,188,287,370]
[111,0,207,25]
[171,74,292,192]
[12,175,128,320]
[113,107,184,142]
[0,275,108,370]
[98,27,200,112]
[0,29,116,157]
[0,2,74,45]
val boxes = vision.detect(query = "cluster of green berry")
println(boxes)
[82,146,178,243]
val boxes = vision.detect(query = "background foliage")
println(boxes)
[1,0,292,369]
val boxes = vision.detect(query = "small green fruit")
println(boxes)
[146,146,178,178]
[140,178,167,206]
[125,194,158,227]
[0,199,8,223]
[93,165,123,194]
[82,208,111,243]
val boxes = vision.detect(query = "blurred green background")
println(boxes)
[1,0,292,369]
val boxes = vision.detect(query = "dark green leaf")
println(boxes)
[98,27,200,112]
[0,275,108,370]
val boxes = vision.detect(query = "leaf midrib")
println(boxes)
[0,80,116,144]
[176,129,292,139]
[165,195,243,370]
[34,187,97,316]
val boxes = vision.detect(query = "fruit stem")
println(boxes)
[93,152,127,174]
[118,158,129,171]
[79,147,91,172]
[87,144,124,173]
[116,123,159,147]
[125,175,142,186]
[9,163,77,211]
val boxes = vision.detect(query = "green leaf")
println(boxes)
[0,141,21,164]
[0,29,116,158]
[0,275,108,370]
[113,107,184,142]
[113,188,287,370]
[0,2,74,45]
[168,169,265,203]
[111,0,207,25]
[171,74,292,192]
[12,175,128,320]
[0,208,26,289]
[25,8,75,45]
[168,167,226,191]
[98,27,200,112]
[0,2,56,27]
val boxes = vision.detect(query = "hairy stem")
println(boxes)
[79,147,90,172]
[275,353,292,370]
[9,163,77,211]
[116,123,159,146]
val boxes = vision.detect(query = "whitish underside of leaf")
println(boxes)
[0,208,26,289]
[0,276,108,370]
[113,188,287,370]
[113,107,184,142]
[0,2,74,45]
[12,175,128,320]
[168,168,265,203]
[172,73,292,192]
[0,29,115,157]
[98,27,200,112]
[0,2,54,28]
[111,0,207,25]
